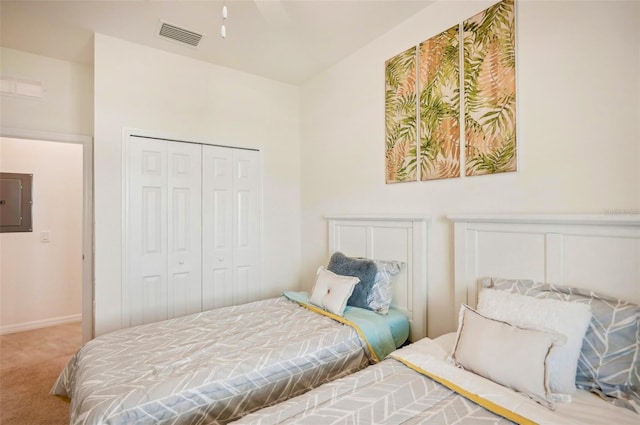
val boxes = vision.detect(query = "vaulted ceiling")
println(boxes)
[0,0,433,85]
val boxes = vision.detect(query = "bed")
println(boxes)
[233,214,640,424]
[51,215,430,425]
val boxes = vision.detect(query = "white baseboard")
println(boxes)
[0,314,82,335]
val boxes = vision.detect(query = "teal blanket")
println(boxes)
[283,291,403,362]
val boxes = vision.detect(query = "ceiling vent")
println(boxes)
[158,21,203,47]
[1,76,45,99]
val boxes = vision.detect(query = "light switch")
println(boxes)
[40,231,50,243]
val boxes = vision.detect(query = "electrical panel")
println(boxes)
[0,172,33,233]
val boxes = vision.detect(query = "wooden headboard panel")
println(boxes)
[449,214,640,315]
[326,215,430,341]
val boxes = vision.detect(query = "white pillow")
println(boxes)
[433,332,457,357]
[477,288,592,395]
[309,266,359,316]
[452,305,562,409]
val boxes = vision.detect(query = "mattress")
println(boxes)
[52,295,407,425]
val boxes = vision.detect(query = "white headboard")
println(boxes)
[326,214,430,341]
[449,214,640,315]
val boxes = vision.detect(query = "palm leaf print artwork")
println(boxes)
[385,46,417,183]
[463,0,517,176]
[384,0,516,183]
[419,25,460,180]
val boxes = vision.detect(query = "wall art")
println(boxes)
[384,0,516,183]
[385,46,417,183]
[463,0,517,176]
[419,24,460,180]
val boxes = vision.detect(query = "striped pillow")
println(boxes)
[483,277,640,414]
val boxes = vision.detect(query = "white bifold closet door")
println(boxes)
[202,146,261,310]
[125,137,260,328]
[127,137,203,326]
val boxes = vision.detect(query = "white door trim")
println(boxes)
[0,127,94,344]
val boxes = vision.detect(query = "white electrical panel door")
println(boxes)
[126,137,202,326]
[202,146,261,310]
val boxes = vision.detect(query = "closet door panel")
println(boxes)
[202,146,233,310]
[233,150,261,304]
[127,137,169,326]
[171,272,194,318]
[142,276,168,324]
[236,266,251,305]
[168,143,202,317]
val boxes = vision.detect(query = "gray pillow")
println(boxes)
[327,252,377,310]
[484,277,640,413]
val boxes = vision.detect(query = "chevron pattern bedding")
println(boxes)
[234,338,640,425]
[233,338,520,425]
[234,356,515,424]
[51,296,371,425]
[484,277,640,413]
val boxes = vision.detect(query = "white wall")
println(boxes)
[0,138,83,332]
[300,0,640,337]
[93,34,301,336]
[1,47,92,338]
[0,47,93,136]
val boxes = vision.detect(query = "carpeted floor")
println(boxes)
[1,322,81,425]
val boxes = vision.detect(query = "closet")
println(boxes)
[123,135,261,327]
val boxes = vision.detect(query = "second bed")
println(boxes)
[51,215,429,425]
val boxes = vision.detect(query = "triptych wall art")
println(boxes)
[385,0,516,184]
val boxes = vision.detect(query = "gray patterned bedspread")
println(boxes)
[233,357,515,425]
[51,296,370,425]
[233,338,579,425]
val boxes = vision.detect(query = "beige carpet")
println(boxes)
[1,322,81,425]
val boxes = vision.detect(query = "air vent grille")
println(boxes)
[158,22,203,47]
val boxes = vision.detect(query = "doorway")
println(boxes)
[0,129,93,343]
